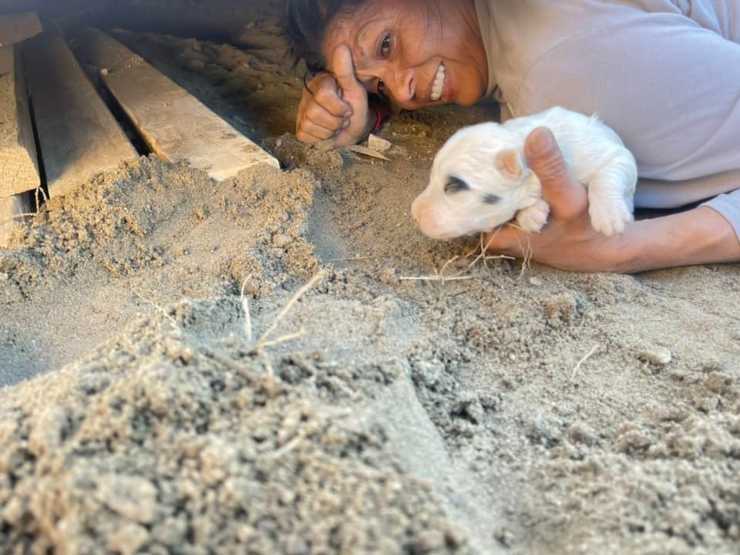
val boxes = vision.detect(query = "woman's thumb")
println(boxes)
[524,127,587,218]
[330,45,362,95]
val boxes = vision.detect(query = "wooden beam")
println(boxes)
[74,28,280,181]
[0,45,11,74]
[0,12,41,47]
[0,191,31,248]
[0,45,40,198]
[23,32,138,198]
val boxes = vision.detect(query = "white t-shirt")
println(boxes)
[475,0,740,232]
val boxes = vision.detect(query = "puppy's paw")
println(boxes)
[589,196,634,236]
[515,200,550,233]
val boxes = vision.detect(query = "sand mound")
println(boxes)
[0,300,467,554]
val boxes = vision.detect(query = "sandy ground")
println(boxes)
[1,10,739,555]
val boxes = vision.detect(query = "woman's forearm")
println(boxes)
[614,207,740,273]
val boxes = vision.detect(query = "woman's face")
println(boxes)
[323,0,488,109]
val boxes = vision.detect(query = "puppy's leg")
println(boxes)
[586,148,637,236]
[515,199,550,233]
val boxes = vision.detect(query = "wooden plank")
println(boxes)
[0,12,41,47]
[0,191,31,248]
[0,45,40,198]
[23,32,138,198]
[75,28,279,181]
[0,45,11,74]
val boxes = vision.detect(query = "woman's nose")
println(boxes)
[391,69,416,104]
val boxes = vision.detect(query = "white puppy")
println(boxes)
[411,107,637,240]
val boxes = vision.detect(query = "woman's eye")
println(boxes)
[380,34,392,58]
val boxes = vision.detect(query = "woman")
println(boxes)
[287,0,740,272]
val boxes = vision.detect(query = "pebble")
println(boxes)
[616,429,651,452]
[97,475,158,523]
[151,517,187,546]
[368,134,393,153]
[495,527,515,548]
[703,371,732,395]
[452,395,485,424]
[272,234,292,249]
[414,360,444,388]
[411,530,446,553]
[528,276,544,287]
[543,292,579,323]
[108,523,149,555]
[638,346,672,367]
[567,421,597,446]
[379,267,399,285]
[1,497,23,525]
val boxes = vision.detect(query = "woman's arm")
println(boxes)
[612,207,739,273]
[485,129,740,274]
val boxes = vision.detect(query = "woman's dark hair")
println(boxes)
[286,0,368,71]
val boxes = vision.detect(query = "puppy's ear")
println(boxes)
[495,148,527,180]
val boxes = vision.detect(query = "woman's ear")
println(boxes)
[495,148,528,180]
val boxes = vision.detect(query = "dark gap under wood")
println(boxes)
[74,27,280,181]
[72,54,152,157]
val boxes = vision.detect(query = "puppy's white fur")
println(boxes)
[411,107,637,240]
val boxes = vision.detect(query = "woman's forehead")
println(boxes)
[325,14,390,61]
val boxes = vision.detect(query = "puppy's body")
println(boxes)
[412,107,638,240]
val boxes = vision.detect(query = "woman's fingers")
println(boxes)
[295,45,369,147]
[484,226,523,256]
[308,76,353,118]
[299,118,337,141]
[304,103,346,131]
[524,127,588,220]
[296,71,353,145]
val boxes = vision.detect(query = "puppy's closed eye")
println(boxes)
[444,176,469,194]
[482,193,501,205]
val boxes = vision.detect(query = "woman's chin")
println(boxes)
[455,92,485,107]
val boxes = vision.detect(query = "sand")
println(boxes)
[1,15,739,555]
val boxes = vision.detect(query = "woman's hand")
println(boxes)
[296,45,371,147]
[486,128,740,273]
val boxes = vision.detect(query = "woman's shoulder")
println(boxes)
[488,0,683,113]
[483,2,614,106]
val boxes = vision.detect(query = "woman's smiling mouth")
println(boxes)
[430,62,446,101]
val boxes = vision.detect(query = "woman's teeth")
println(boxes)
[431,63,446,101]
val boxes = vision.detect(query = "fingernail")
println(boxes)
[343,119,351,129]
[526,127,555,158]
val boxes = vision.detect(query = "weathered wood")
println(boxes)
[0,45,11,74]
[0,45,40,198]
[75,28,280,181]
[0,12,41,47]
[23,32,138,198]
[0,191,31,248]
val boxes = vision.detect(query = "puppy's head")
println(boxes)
[411,122,533,240]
